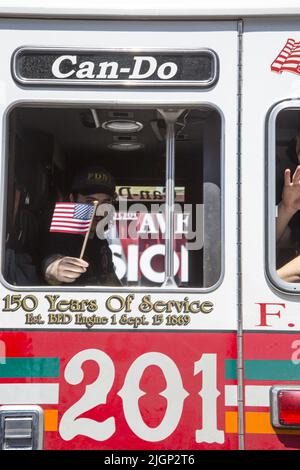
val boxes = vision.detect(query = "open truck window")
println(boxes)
[4,106,221,289]
[268,106,300,291]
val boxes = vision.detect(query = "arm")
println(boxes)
[277,255,300,283]
[276,202,294,245]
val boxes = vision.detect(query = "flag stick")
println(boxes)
[79,201,98,259]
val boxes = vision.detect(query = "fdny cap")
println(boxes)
[71,166,115,196]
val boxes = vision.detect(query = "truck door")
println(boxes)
[0,18,240,450]
[243,17,300,449]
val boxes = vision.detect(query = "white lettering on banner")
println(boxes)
[136,213,190,235]
[181,245,188,283]
[156,213,166,233]
[110,244,127,280]
[111,244,187,283]
[51,55,178,81]
[59,350,224,444]
[175,213,190,234]
[138,214,158,234]
[59,349,116,441]
[194,354,224,444]
[127,244,139,282]
[118,352,188,441]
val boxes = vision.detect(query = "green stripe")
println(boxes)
[0,358,60,378]
[225,359,238,380]
[226,359,300,381]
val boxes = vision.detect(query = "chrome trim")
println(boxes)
[270,385,300,429]
[102,119,143,133]
[158,109,185,287]
[0,7,300,20]
[0,405,44,450]
[12,46,219,88]
[236,20,245,451]
[266,99,300,294]
[0,99,225,294]
[91,109,100,128]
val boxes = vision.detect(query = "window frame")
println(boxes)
[267,99,300,293]
[1,100,225,293]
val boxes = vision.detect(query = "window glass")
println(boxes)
[274,109,300,287]
[4,106,221,289]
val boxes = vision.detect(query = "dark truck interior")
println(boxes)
[276,109,300,204]
[4,106,221,288]
[275,109,300,271]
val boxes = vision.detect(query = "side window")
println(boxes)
[4,106,222,289]
[269,106,300,290]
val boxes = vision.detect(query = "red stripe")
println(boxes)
[49,229,86,235]
[281,63,300,68]
[50,227,90,231]
[51,218,90,224]
[50,225,89,231]
[50,221,90,227]
[50,226,87,230]
[282,59,300,64]
[51,222,91,226]
[279,66,300,74]
[271,64,283,72]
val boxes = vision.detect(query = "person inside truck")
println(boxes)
[276,130,300,282]
[41,165,121,286]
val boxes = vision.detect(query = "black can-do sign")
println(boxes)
[12,48,218,87]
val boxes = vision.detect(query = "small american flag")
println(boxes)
[50,202,95,235]
[271,38,300,75]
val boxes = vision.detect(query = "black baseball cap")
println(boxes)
[71,166,116,196]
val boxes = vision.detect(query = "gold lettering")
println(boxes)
[87,300,98,312]
[189,301,201,314]
[152,301,166,313]
[45,295,60,312]
[106,295,125,312]
[200,301,214,314]
[138,295,153,313]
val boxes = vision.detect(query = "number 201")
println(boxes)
[59,350,224,444]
